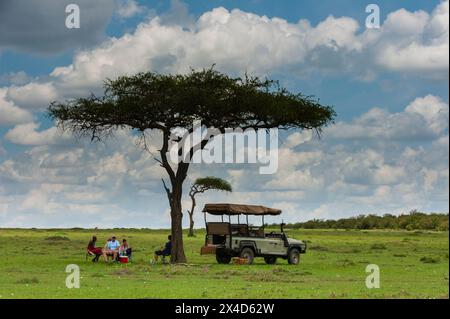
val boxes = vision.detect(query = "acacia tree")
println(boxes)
[48,67,335,263]
[188,177,232,237]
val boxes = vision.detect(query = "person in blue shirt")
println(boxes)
[153,235,172,263]
[103,235,120,262]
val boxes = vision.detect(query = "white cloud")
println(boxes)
[33,1,446,98]
[6,82,58,110]
[0,89,33,125]
[265,168,324,190]
[405,95,449,134]
[325,95,449,140]
[5,122,70,146]
[373,1,449,76]
[5,122,73,146]
[0,2,446,120]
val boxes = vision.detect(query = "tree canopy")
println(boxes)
[49,67,335,138]
[191,177,233,194]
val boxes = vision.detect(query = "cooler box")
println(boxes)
[119,255,129,263]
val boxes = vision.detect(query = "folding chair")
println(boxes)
[86,249,100,262]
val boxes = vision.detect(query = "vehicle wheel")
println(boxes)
[287,248,300,265]
[216,251,231,264]
[240,248,255,264]
[264,256,277,264]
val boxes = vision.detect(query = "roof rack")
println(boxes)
[203,203,282,216]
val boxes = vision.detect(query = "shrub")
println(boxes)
[44,236,70,241]
[370,243,387,250]
[16,277,40,284]
[282,211,448,231]
[420,256,440,264]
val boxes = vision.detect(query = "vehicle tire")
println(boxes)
[287,248,300,265]
[240,247,255,264]
[264,256,277,264]
[216,251,231,264]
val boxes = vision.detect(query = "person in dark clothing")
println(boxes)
[87,236,103,262]
[153,235,172,263]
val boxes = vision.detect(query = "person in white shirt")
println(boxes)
[103,236,120,262]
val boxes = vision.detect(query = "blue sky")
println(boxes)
[0,0,448,228]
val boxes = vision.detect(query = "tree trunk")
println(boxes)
[187,194,196,237]
[159,130,208,263]
[188,213,194,237]
[168,180,187,264]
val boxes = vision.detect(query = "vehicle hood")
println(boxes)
[287,238,305,246]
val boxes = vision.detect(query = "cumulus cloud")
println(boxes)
[0,91,448,227]
[373,1,449,76]
[199,94,448,222]
[325,95,449,140]
[0,128,172,227]
[5,122,70,146]
[2,2,448,118]
[27,2,448,96]
[6,82,58,110]
[0,89,33,125]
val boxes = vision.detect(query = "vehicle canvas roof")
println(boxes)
[203,203,282,216]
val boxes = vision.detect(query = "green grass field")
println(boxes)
[0,228,448,299]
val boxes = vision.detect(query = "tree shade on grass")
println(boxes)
[48,67,336,263]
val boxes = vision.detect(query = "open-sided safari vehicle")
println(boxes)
[201,203,307,265]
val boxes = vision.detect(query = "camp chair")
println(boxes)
[86,249,101,262]
[161,254,169,264]
[151,247,170,264]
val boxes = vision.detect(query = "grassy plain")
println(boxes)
[0,228,448,299]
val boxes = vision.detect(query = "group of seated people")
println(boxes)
[87,235,132,263]
[87,234,172,263]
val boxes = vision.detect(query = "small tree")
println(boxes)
[48,67,335,263]
[187,176,232,237]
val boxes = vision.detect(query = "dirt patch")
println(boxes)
[111,268,133,276]
[336,259,356,267]
[309,245,329,251]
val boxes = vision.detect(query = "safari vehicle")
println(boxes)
[201,203,307,265]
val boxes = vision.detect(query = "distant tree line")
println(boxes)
[274,210,449,231]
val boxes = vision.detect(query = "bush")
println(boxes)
[16,277,40,284]
[420,256,440,264]
[370,243,387,250]
[44,236,70,241]
[282,211,448,231]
